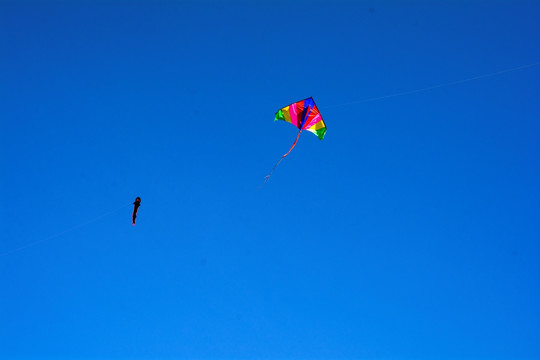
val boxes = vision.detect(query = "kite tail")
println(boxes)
[261,130,302,186]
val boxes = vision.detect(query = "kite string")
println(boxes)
[322,61,540,109]
[261,129,302,186]
[0,203,131,257]
[259,61,540,187]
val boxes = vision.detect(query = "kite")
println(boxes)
[132,197,141,225]
[263,97,326,183]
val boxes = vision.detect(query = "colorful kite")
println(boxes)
[264,97,326,183]
[132,197,141,225]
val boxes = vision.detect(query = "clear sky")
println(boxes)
[1,1,539,359]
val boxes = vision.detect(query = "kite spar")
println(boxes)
[263,97,326,184]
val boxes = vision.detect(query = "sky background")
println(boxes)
[1,1,539,359]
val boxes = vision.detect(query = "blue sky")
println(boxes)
[1,1,539,359]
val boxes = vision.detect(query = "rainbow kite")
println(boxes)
[264,97,326,183]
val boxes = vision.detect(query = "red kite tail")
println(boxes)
[261,129,302,186]
[282,128,302,158]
